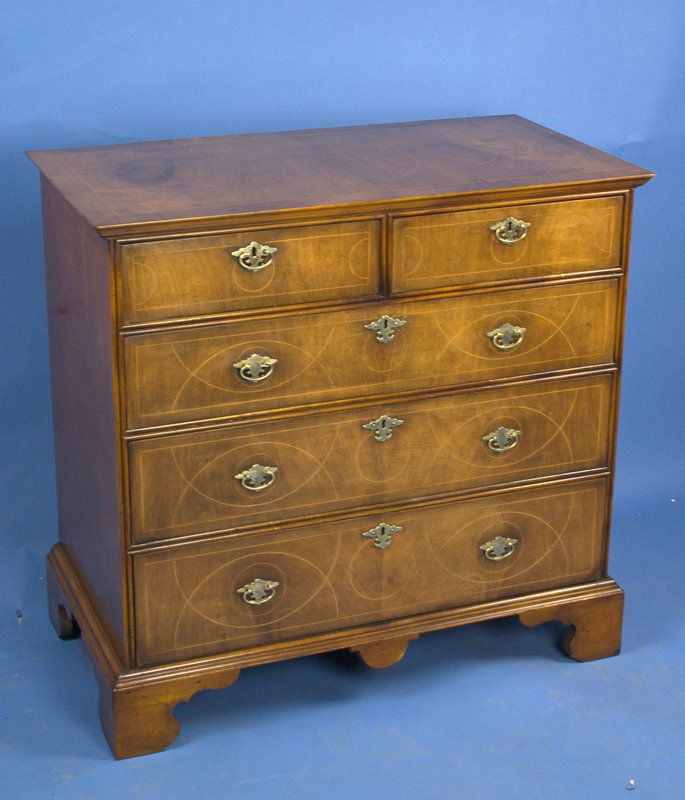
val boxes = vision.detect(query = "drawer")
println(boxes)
[124,278,618,430]
[134,478,608,665]
[129,374,612,543]
[119,219,381,324]
[392,196,623,294]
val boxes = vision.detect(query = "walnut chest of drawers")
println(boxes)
[28,115,653,758]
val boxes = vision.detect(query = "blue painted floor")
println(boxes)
[1,493,683,800]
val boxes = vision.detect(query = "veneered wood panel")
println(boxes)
[27,116,652,233]
[134,478,608,664]
[120,219,380,324]
[392,196,623,293]
[129,374,612,543]
[40,178,126,657]
[124,279,618,430]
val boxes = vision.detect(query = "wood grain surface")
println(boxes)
[124,278,618,430]
[392,196,622,293]
[27,116,652,233]
[40,178,127,658]
[47,535,624,758]
[134,478,608,665]
[520,587,623,662]
[119,218,381,323]
[128,373,612,543]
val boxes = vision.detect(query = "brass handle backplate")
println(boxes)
[482,426,521,453]
[235,464,278,492]
[362,414,404,443]
[364,314,407,344]
[362,522,403,549]
[233,352,278,383]
[480,536,518,561]
[237,577,280,605]
[231,241,278,272]
[489,216,530,245]
[487,322,527,351]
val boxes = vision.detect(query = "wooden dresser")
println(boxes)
[28,116,653,758]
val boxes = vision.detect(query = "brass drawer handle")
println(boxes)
[362,522,403,549]
[489,216,530,245]
[482,426,521,453]
[362,414,404,442]
[237,578,280,605]
[480,535,518,561]
[487,322,526,351]
[230,241,278,272]
[235,464,278,492]
[233,352,278,383]
[364,314,407,344]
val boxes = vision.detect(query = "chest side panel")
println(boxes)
[40,178,126,659]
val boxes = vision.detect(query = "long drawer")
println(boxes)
[124,278,618,430]
[392,196,623,294]
[134,478,608,665]
[129,374,612,543]
[119,218,381,324]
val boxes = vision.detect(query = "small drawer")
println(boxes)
[124,278,618,430]
[392,196,623,294]
[119,219,381,324]
[128,374,612,543]
[134,478,608,665]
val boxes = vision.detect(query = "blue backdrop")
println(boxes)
[2,2,683,797]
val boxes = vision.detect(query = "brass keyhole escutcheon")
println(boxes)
[364,314,407,344]
[362,414,404,443]
[362,522,403,549]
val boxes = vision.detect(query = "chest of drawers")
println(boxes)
[29,115,653,758]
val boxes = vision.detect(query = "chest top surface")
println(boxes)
[27,115,652,234]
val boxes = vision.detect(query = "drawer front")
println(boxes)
[119,219,381,324]
[124,278,618,430]
[392,196,623,294]
[129,374,612,543]
[134,479,608,665]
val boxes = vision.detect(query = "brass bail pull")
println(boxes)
[489,216,530,245]
[233,352,278,383]
[480,536,518,561]
[230,241,278,272]
[234,464,278,492]
[487,322,526,351]
[482,426,521,453]
[237,578,280,605]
